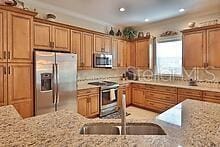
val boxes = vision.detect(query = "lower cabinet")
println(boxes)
[203,91,220,104]
[178,88,203,103]
[132,87,145,107]
[0,63,33,118]
[118,84,131,107]
[77,88,99,117]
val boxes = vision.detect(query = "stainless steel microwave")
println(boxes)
[93,54,112,68]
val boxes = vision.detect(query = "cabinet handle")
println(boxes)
[3,51,6,59]
[3,66,6,75]
[50,42,55,48]
[8,51,10,59]
[101,48,105,52]
[8,66,11,75]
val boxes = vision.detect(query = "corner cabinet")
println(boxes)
[182,24,220,69]
[77,88,99,117]
[33,21,70,52]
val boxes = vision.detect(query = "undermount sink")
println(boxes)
[80,123,166,135]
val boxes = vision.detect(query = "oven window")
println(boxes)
[96,57,111,65]
[102,90,117,105]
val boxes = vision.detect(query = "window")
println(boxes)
[155,40,182,75]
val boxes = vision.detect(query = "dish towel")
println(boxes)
[110,89,116,101]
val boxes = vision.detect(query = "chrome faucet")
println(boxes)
[121,91,126,135]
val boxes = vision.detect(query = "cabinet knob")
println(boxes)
[3,51,6,59]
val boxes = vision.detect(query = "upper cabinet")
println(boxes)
[207,28,220,68]
[117,39,126,67]
[7,12,33,63]
[182,24,220,69]
[182,30,206,69]
[33,21,70,52]
[135,39,149,69]
[0,10,6,62]
[81,32,93,69]
[112,38,118,67]
[94,35,111,53]
[71,30,82,67]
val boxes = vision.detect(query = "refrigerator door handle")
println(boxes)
[52,64,56,104]
[55,63,59,104]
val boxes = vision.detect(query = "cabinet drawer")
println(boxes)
[148,92,177,104]
[178,95,202,103]
[77,88,99,96]
[145,100,174,113]
[149,85,177,94]
[203,91,220,99]
[203,97,220,104]
[178,88,202,97]
[131,83,148,89]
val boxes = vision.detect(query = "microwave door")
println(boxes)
[55,53,77,112]
[34,51,56,115]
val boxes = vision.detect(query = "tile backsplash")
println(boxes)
[77,68,126,81]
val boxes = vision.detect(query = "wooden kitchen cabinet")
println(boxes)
[126,41,131,67]
[178,88,202,103]
[203,91,220,104]
[182,30,206,69]
[71,30,82,67]
[130,41,136,67]
[94,35,111,53]
[33,22,52,50]
[117,39,125,67]
[0,9,6,62]
[77,88,99,117]
[81,32,93,68]
[33,21,70,52]
[132,87,145,107]
[112,38,118,67]
[7,12,33,63]
[135,39,149,69]
[0,63,7,106]
[52,26,70,52]
[207,28,220,68]
[118,84,131,107]
[7,63,33,118]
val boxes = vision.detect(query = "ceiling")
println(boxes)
[34,0,220,26]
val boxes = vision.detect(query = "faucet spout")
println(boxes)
[121,91,126,135]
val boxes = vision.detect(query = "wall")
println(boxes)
[22,0,114,33]
[136,10,220,37]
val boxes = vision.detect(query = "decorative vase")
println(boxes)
[116,29,122,36]
[46,14,56,21]
[109,27,114,36]
[138,32,144,38]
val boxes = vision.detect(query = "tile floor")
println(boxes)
[126,106,159,120]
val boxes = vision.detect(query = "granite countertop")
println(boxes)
[78,79,220,92]
[0,100,220,146]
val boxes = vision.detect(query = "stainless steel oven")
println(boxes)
[93,54,112,68]
[100,87,118,117]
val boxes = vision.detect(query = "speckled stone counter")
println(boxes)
[0,100,220,146]
[78,79,220,93]
[0,105,22,129]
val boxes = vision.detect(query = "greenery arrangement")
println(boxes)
[123,27,137,40]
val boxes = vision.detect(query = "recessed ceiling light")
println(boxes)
[119,8,125,12]
[144,18,149,22]
[179,8,185,12]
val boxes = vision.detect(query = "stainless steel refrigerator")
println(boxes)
[34,50,77,115]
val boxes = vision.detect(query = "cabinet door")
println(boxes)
[207,28,220,68]
[112,39,118,67]
[136,40,149,68]
[7,12,33,63]
[77,96,88,116]
[117,87,125,107]
[7,63,33,118]
[0,63,7,106]
[183,31,206,69]
[0,10,6,62]
[71,30,82,67]
[33,22,52,50]
[104,36,112,53]
[82,32,93,68]
[118,40,124,67]
[89,94,99,116]
[53,26,70,52]
[132,88,145,107]
[94,35,104,53]
[130,41,136,67]
[126,85,131,106]
[126,41,131,67]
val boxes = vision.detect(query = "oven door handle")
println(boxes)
[102,89,118,93]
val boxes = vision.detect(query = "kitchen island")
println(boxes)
[0,100,219,146]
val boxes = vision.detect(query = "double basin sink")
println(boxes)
[80,123,166,135]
